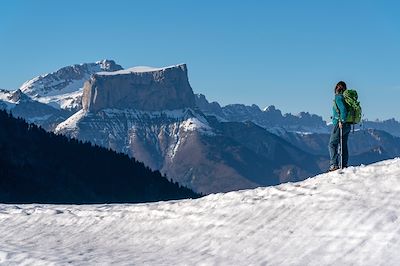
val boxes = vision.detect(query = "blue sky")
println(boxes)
[1,0,399,121]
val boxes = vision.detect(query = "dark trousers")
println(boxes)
[329,123,351,167]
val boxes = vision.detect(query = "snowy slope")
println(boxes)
[19,60,122,111]
[20,60,122,97]
[33,88,84,111]
[0,89,17,110]
[0,89,71,131]
[1,159,400,265]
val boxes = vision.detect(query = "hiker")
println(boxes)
[329,81,351,171]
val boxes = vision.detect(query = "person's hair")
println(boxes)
[335,81,347,94]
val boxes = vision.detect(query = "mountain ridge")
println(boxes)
[2,60,400,194]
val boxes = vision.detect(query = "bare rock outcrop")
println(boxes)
[82,64,196,112]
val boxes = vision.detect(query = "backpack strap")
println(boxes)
[334,99,355,133]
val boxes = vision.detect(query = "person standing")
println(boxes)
[329,81,351,171]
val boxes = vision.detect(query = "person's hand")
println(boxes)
[338,121,343,129]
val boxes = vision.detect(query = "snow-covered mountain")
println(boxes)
[0,89,17,110]
[55,64,324,193]
[20,59,122,111]
[56,108,214,169]
[0,89,70,130]
[2,60,400,194]
[1,158,400,265]
[0,60,122,130]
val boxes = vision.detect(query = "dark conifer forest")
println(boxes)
[0,110,200,203]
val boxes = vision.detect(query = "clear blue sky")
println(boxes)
[1,0,399,121]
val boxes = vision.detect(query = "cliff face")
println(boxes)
[82,64,196,112]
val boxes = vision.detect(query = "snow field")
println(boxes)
[1,159,400,265]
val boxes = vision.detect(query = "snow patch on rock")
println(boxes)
[55,109,87,132]
[96,64,186,76]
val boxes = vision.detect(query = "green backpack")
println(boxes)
[343,89,362,124]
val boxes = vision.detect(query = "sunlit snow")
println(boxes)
[1,159,400,265]
[96,64,186,76]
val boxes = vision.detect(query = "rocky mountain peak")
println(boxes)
[82,64,196,112]
[8,89,30,103]
[20,60,123,97]
[96,59,123,71]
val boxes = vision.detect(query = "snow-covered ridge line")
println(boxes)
[101,107,199,119]
[19,60,123,99]
[96,63,186,75]
[21,60,119,84]
[55,108,214,134]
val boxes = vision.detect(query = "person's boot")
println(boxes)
[328,165,339,172]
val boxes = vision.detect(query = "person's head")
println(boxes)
[335,81,347,94]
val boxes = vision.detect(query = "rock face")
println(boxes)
[82,64,196,113]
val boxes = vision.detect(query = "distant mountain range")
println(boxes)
[195,93,400,137]
[1,60,400,194]
[195,93,329,134]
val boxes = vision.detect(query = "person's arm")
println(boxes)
[335,95,347,127]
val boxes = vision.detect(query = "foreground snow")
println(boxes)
[1,159,400,265]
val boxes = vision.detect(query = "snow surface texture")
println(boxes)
[1,160,400,265]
